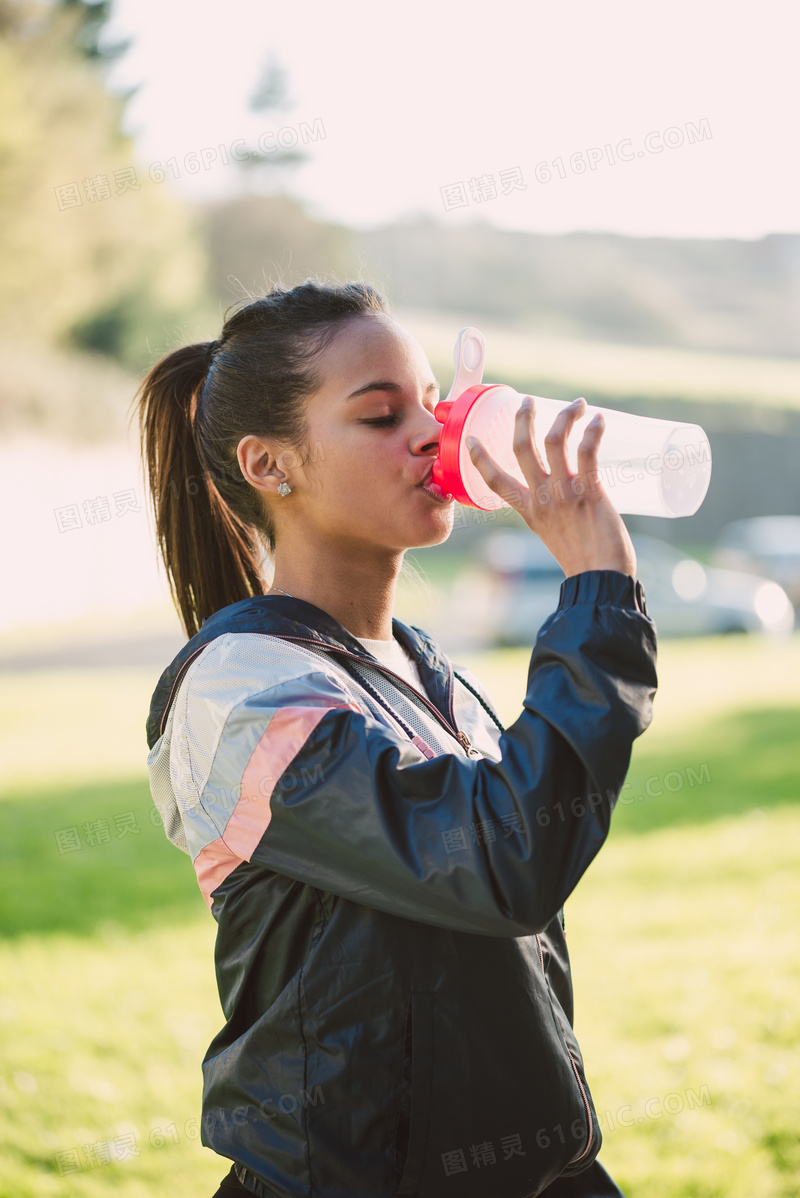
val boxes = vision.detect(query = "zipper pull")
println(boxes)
[457,730,478,756]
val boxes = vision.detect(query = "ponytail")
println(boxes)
[133,341,267,639]
[132,280,389,640]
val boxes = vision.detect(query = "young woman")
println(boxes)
[138,280,657,1198]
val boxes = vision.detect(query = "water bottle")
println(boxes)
[431,328,712,517]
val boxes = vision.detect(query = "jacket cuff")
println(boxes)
[556,569,650,617]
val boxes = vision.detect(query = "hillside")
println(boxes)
[201,196,800,361]
[358,220,800,360]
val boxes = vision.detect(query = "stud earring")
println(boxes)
[277,481,292,497]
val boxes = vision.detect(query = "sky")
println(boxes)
[100,0,800,240]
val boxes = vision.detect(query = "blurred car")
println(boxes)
[473,530,795,644]
[712,517,800,612]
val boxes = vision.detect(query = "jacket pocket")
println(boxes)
[395,991,434,1195]
[535,935,599,1172]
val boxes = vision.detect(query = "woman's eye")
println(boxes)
[359,415,400,428]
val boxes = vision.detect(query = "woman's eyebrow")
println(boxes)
[346,380,440,400]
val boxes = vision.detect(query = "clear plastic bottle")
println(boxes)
[431,327,712,518]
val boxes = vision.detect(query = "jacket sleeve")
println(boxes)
[192,569,657,936]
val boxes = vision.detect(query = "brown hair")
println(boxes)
[132,279,390,639]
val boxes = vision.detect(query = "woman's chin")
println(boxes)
[408,507,455,548]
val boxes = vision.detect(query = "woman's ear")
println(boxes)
[236,434,293,498]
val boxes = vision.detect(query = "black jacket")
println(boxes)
[145,568,658,1197]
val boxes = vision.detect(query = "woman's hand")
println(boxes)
[466,396,637,579]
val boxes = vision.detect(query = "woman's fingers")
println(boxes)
[512,396,548,483]
[467,396,636,578]
[466,435,529,511]
[542,397,587,482]
[576,411,605,487]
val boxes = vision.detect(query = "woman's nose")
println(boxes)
[411,408,443,456]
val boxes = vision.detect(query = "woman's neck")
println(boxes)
[269,540,403,640]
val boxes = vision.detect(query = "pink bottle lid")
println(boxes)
[431,384,495,505]
[431,327,497,508]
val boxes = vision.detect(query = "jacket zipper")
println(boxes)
[272,634,477,757]
[445,658,458,733]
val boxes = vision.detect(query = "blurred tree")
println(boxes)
[199,50,344,301]
[237,50,307,178]
[249,50,292,112]
[57,0,132,64]
[0,0,215,370]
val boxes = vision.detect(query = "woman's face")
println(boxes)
[265,313,456,553]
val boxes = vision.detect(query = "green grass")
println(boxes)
[568,804,800,1198]
[609,703,799,834]
[0,776,201,941]
[0,920,222,1196]
[0,634,798,1195]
